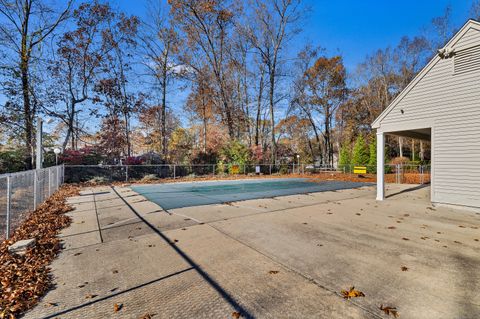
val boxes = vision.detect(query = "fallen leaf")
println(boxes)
[85,294,98,299]
[73,252,82,256]
[139,313,154,319]
[402,238,409,241]
[268,270,279,274]
[112,270,119,274]
[401,266,408,271]
[341,286,365,299]
[379,305,399,317]
[0,185,79,316]
[114,303,123,312]
[232,311,241,318]
[387,226,396,230]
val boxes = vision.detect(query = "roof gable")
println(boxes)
[372,19,480,129]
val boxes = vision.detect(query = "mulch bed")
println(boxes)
[0,185,79,319]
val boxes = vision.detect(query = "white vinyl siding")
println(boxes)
[378,25,480,208]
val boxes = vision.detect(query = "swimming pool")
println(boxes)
[130,178,371,210]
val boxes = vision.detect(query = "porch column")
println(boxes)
[376,132,385,200]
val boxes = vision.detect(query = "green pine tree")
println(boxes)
[338,144,351,169]
[351,135,369,165]
[368,138,377,173]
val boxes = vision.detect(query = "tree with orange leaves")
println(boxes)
[304,56,347,166]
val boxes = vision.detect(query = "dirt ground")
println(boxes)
[23,181,480,319]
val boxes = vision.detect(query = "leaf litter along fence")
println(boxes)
[0,165,65,240]
[64,163,431,184]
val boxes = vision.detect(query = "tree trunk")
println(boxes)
[161,58,168,157]
[268,70,276,162]
[255,70,264,146]
[124,112,131,157]
[21,52,33,169]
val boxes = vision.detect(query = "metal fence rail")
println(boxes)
[0,165,65,240]
[64,163,430,184]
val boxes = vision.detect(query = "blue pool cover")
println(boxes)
[130,178,371,210]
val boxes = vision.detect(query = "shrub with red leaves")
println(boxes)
[124,156,144,165]
[0,185,79,318]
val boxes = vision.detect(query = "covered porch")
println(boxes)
[376,126,432,201]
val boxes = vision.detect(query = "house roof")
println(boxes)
[371,19,480,129]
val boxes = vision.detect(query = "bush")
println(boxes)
[219,140,251,174]
[0,149,26,173]
[125,156,144,165]
[61,147,103,165]
[220,140,251,164]
[368,138,376,173]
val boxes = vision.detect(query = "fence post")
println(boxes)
[57,165,60,189]
[213,164,215,175]
[269,164,272,175]
[33,170,38,211]
[125,165,129,182]
[6,175,11,239]
[48,168,52,196]
[173,165,176,179]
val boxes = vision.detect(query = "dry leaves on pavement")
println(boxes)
[341,287,365,299]
[379,305,399,317]
[114,303,123,312]
[0,185,79,318]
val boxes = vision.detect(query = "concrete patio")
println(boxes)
[23,183,480,319]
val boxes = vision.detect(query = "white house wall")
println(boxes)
[376,23,480,208]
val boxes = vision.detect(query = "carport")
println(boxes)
[373,19,480,208]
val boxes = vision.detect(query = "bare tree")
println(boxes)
[49,1,115,150]
[140,1,180,156]
[0,0,72,167]
[246,0,302,162]
[169,0,239,139]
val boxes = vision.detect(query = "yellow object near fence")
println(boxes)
[231,164,240,174]
[353,166,367,174]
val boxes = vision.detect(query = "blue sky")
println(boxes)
[118,0,472,71]
[302,0,472,70]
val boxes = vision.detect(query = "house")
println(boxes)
[372,19,480,208]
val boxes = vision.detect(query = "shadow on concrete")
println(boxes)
[386,184,430,198]
[111,186,254,319]
[452,253,480,318]
[42,267,194,319]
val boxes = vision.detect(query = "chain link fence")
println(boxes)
[0,165,65,240]
[64,163,430,184]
